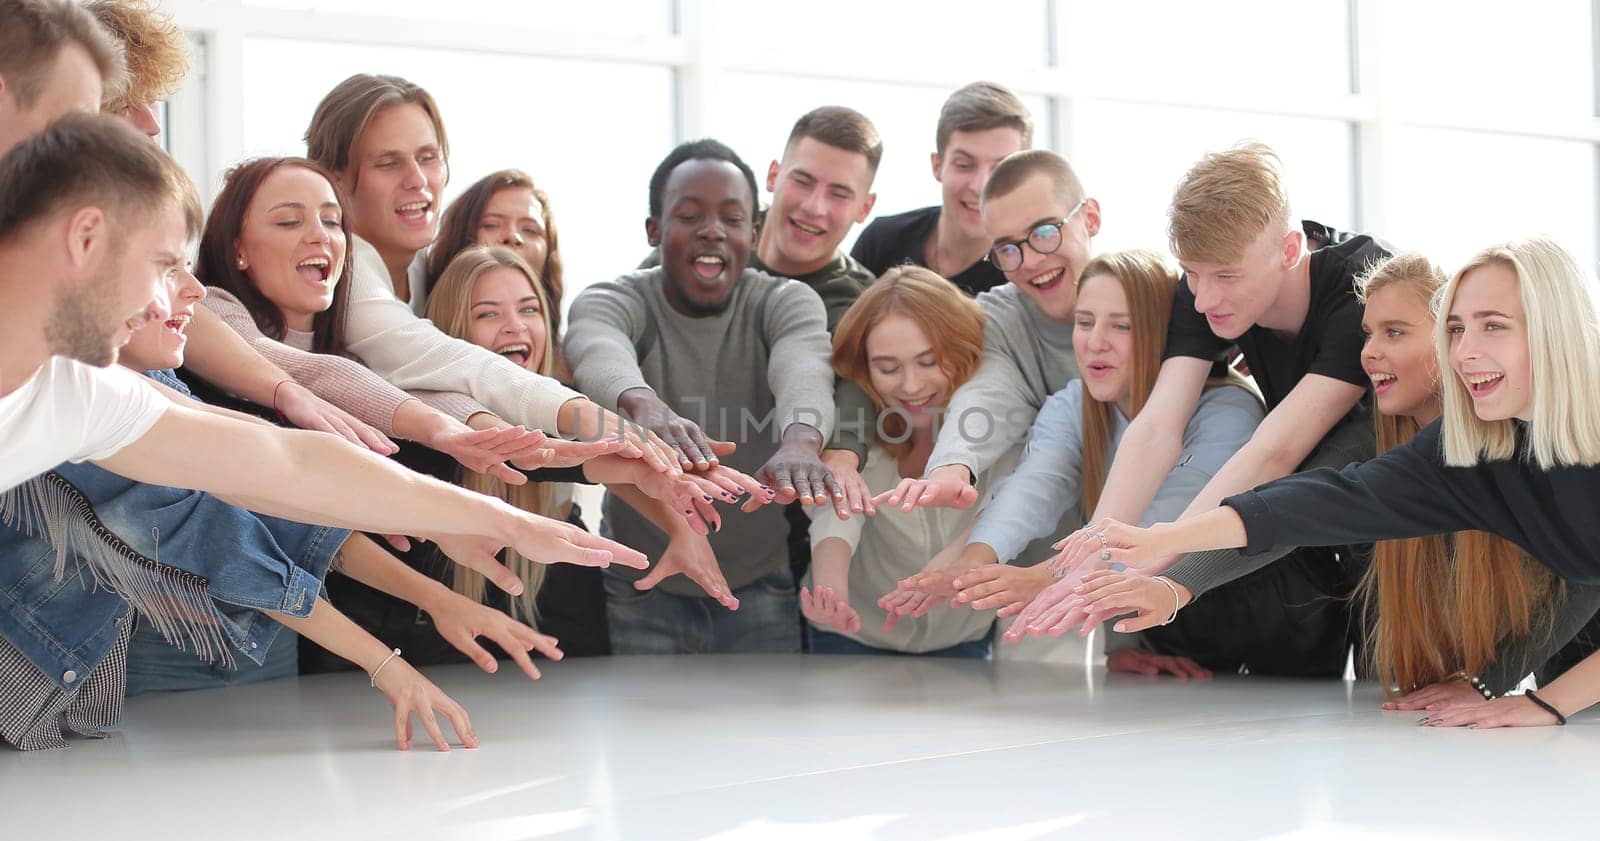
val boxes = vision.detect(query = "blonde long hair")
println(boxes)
[425,246,559,621]
[1437,237,1600,469]
[1353,253,1556,693]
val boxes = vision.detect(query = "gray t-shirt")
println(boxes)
[565,267,835,595]
[925,283,1078,480]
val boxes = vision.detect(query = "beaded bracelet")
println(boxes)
[1466,675,1495,700]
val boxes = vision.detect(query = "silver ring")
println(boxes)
[1095,531,1108,547]
[1100,549,1112,561]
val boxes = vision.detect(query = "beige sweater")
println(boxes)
[344,236,580,433]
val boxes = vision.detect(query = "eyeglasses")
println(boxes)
[984,199,1087,273]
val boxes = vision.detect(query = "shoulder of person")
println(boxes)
[201,285,243,307]
[62,357,156,400]
[1041,378,1085,414]
[859,205,936,239]
[835,251,876,290]
[747,268,826,309]
[577,268,659,301]
[973,281,1020,318]
[1307,223,1395,288]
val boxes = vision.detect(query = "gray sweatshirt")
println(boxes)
[925,283,1079,479]
[564,267,835,595]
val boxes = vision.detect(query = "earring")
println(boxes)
[237,259,247,269]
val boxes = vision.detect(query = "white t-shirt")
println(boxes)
[0,357,168,493]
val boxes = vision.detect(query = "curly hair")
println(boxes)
[86,0,190,111]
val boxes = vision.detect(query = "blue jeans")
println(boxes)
[125,619,299,695]
[806,625,992,659]
[604,567,800,654]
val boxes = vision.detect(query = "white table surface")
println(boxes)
[4,654,1595,840]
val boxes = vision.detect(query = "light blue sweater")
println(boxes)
[969,380,1264,563]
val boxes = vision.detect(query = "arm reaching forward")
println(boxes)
[94,401,648,595]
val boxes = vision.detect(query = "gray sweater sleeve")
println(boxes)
[925,312,1038,479]
[563,276,653,411]
[764,281,836,440]
[828,376,875,461]
[1478,582,1600,696]
[968,383,1085,563]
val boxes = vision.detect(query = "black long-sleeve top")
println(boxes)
[1223,419,1600,586]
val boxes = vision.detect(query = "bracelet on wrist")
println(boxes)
[369,647,403,687]
[271,379,292,416]
[1523,689,1568,725]
[1465,675,1496,700]
[1152,576,1182,626]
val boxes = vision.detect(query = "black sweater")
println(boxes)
[1224,419,1600,586]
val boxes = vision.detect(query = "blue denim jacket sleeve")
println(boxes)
[0,464,347,690]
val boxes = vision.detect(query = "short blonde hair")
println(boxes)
[1436,236,1600,468]
[86,0,190,112]
[1168,141,1292,264]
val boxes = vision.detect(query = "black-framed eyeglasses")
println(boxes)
[984,199,1087,273]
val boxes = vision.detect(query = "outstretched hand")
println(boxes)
[424,588,563,680]
[869,464,977,513]
[274,380,399,455]
[1074,569,1191,635]
[755,443,843,507]
[616,387,726,471]
[1381,679,1484,712]
[434,424,553,485]
[371,656,477,752]
[820,449,875,520]
[1004,565,1095,642]
[635,532,739,610]
[951,562,1054,618]
[800,584,861,634]
[1417,695,1570,729]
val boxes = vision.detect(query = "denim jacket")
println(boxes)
[0,369,345,690]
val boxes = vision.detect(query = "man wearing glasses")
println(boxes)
[873,150,1099,585]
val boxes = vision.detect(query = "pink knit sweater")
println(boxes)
[200,287,489,433]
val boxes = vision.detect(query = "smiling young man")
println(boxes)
[851,81,1031,297]
[871,151,1100,619]
[565,139,837,654]
[751,107,885,515]
[1015,143,1392,676]
[746,107,887,598]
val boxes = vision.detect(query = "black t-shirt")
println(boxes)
[850,205,1007,296]
[1163,222,1392,410]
